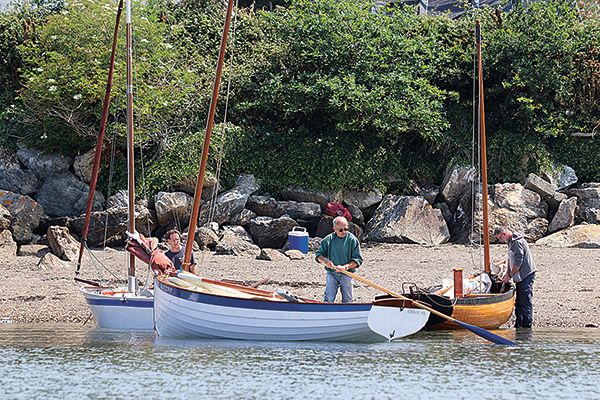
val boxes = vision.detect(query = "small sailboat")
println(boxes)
[151,0,430,342]
[401,20,515,331]
[75,0,153,330]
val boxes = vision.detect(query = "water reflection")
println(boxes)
[0,324,599,399]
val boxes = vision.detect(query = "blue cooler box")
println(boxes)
[288,227,309,254]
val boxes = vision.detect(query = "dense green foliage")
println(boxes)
[1,0,599,197]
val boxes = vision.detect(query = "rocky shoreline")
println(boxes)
[1,243,598,328]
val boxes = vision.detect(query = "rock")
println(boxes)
[229,209,256,226]
[235,174,261,197]
[47,225,80,261]
[257,248,289,261]
[70,205,157,247]
[542,164,578,190]
[215,227,260,256]
[107,190,129,209]
[520,173,557,203]
[548,197,577,233]
[36,252,66,270]
[172,175,220,200]
[364,195,450,245]
[154,191,193,227]
[17,244,51,258]
[567,183,600,224]
[35,171,104,217]
[16,145,72,180]
[73,147,96,183]
[341,189,383,209]
[0,229,17,257]
[314,215,362,239]
[440,164,476,212]
[0,147,21,170]
[492,183,548,219]
[585,208,600,225]
[410,181,440,205]
[0,204,10,231]
[280,186,341,210]
[0,190,44,244]
[547,191,568,210]
[285,249,306,260]
[246,216,299,248]
[194,226,220,250]
[346,203,364,227]
[523,218,549,242]
[221,225,253,242]
[536,224,600,247]
[0,168,39,196]
[434,202,453,226]
[198,176,260,226]
[246,196,281,217]
[308,237,322,252]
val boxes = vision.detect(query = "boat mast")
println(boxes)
[183,0,235,270]
[75,0,124,274]
[476,20,491,273]
[126,0,137,291]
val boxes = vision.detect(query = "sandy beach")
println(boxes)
[1,243,599,328]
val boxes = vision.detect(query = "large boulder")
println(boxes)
[246,216,299,248]
[280,186,341,210]
[536,224,600,248]
[172,175,220,200]
[198,175,260,226]
[35,171,104,217]
[567,183,600,224]
[107,190,129,209]
[0,190,44,244]
[341,189,383,209]
[548,197,577,233]
[542,164,578,191]
[246,196,321,220]
[73,146,96,183]
[47,225,80,261]
[154,191,193,227]
[194,226,220,250]
[229,209,257,226]
[215,225,260,256]
[364,195,450,245]
[70,205,156,246]
[440,165,476,212]
[16,146,72,180]
[0,229,17,258]
[0,168,39,196]
[409,182,440,205]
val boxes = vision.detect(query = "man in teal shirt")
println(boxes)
[316,216,363,303]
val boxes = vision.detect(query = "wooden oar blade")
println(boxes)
[453,320,517,345]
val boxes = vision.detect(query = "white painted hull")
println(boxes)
[80,286,154,330]
[154,277,429,342]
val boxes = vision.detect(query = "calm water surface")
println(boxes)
[0,324,599,400]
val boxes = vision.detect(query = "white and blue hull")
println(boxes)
[154,277,429,342]
[80,286,154,330]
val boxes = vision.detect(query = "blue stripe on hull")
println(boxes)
[84,297,154,308]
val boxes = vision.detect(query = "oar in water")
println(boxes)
[341,270,518,345]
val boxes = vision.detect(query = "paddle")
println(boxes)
[340,270,518,345]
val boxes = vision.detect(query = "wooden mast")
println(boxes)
[126,0,136,291]
[75,0,124,274]
[183,0,235,270]
[476,20,491,273]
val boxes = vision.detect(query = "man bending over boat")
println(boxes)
[316,216,363,303]
[494,226,536,329]
[165,229,197,275]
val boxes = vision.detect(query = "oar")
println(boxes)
[341,270,517,345]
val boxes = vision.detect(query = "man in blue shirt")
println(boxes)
[316,216,363,303]
[165,229,197,275]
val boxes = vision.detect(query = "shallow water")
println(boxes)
[0,324,599,400]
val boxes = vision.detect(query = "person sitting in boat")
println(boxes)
[494,226,536,329]
[165,229,197,275]
[315,216,363,303]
